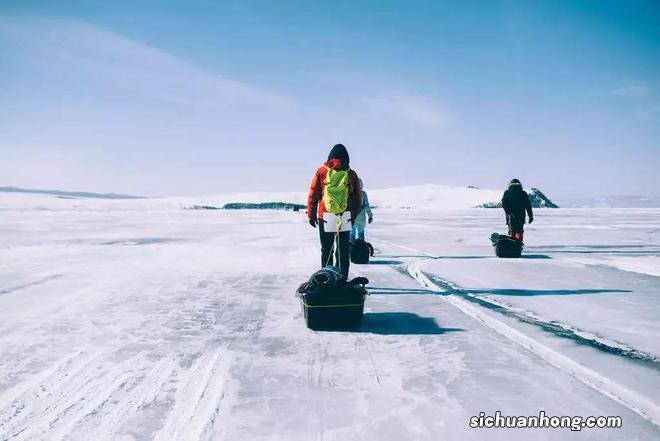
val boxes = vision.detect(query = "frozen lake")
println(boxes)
[1,206,659,440]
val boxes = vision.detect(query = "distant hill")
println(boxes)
[223,202,305,211]
[0,186,144,199]
[368,184,503,209]
[477,188,559,208]
[1,184,560,211]
[186,202,305,211]
[176,184,555,210]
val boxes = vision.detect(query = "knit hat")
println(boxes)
[328,144,350,166]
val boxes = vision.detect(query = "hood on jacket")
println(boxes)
[509,178,523,188]
[328,144,350,167]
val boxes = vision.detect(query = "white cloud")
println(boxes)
[612,84,650,99]
[317,73,455,130]
[0,16,458,194]
[635,105,660,122]
[362,92,454,129]
[0,16,296,114]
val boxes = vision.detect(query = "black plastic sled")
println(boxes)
[350,239,374,264]
[296,267,369,330]
[491,233,523,258]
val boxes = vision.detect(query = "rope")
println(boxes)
[336,215,342,270]
[324,213,344,268]
[324,227,336,267]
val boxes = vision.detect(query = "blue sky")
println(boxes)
[0,0,658,198]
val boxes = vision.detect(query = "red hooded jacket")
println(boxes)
[307,158,362,222]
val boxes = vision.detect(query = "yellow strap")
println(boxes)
[301,300,365,308]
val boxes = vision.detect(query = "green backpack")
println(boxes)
[323,167,350,214]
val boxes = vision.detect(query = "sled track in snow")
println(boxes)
[90,354,179,440]
[374,238,660,367]
[153,349,231,441]
[0,349,231,441]
[406,260,660,427]
[0,351,139,440]
[428,276,660,368]
[371,238,660,426]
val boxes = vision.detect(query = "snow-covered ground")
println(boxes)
[1,197,659,440]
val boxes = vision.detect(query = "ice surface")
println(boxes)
[560,255,660,278]
[0,199,659,440]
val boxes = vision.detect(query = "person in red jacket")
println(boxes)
[307,144,362,278]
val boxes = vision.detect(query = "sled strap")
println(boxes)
[300,301,365,308]
[324,214,343,268]
[336,216,342,270]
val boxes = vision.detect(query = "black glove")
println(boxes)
[309,218,317,228]
[368,217,373,224]
[528,217,534,224]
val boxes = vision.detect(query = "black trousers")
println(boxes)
[319,221,350,278]
[507,214,525,234]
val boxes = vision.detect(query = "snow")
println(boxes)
[561,195,660,208]
[1,195,659,440]
[562,255,660,278]
[369,184,503,209]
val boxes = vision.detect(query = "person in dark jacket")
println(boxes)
[501,178,533,241]
[307,144,362,278]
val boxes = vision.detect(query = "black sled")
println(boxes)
[296,266,369,330]
[491,233,523,258]
[350,239,374,264]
